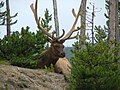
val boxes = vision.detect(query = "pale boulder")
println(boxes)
[54,58,72,76]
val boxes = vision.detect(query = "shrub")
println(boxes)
[0,9,52,68]
[70,25,120,90]
[71,42,120,90]
[10,56,37,69]
[70,42,120,90]
[0,26,47,68]
[0,26,46,59]
[44,64,54,73]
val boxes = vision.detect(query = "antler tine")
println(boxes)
[51,29,65,40]
[68,32,79,39]
[61,3,81,41]
[56,29,65,39]
[30,0,54,39]
[72,8,77,18]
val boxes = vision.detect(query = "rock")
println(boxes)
[55,58,72,77]
[0,65,69,90]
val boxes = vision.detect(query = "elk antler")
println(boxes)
[30,0,65,40]
[61,3,82,41]
[72,8,77,18]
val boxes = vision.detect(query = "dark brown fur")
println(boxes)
[37,40,65,68]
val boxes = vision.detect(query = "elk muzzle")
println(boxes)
[60,52,65,57]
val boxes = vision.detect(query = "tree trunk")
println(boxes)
[109,0,120,70]
[115,0,119,42]
[109,0,119,44]
[80,0,87,48]
[6,0,11,36]
[53,0,59,37]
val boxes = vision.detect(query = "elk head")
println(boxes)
[48,39,65,59]
[30,0,81,59]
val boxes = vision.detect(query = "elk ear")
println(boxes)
[59,40,65,44]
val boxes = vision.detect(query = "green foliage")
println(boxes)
[10,56,37,69]
[70,1,120,89]
[41,8,52,48]
[41,9,52,30]
[0,26,47,68]
[0,9,52,68]
[44,64,54,73]
[0,26,46,59]
[71,41,120,90]
[6,0,18,26]
[70,26,120,90]
[0,1,6,25]
[0,59,10,65]
[0,1,4,8]
[95,26,107,43]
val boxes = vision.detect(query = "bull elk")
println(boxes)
[30,0,81,68]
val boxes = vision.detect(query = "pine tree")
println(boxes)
[0,1,6,25]
[70,1,120,90]
[70,26,120,90]
[6,0,18,36]
[41,9,52,48]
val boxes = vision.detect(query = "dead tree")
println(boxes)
[72,0,87,49]
[53,0,59,37]
[80,0,87,48]
[30,0,80,68]
[109,0,120,70]
[6,0,10,36]
[6,0,17,36]
[86,3,101,45]
[109,0,119,45]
